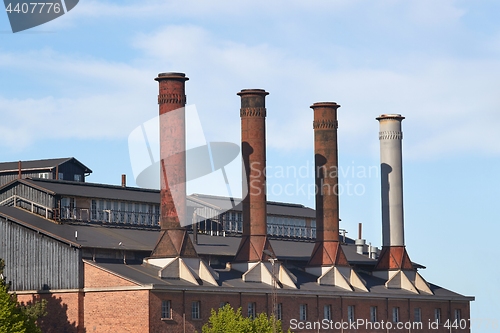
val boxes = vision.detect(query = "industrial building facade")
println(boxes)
[0,72,473,333]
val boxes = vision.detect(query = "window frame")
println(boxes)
[161,300,172,320]
[347,305,355,323]
[191,301,201,320]
[299,304,307,321]
[370,306,377,323]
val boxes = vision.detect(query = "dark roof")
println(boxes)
[0,206,365,264]
[0,157,92,174]
[86,260,474,301]
[1,206,473,301]
[0,206,157,250]
[5,178,161,204]
[190,193,316,219]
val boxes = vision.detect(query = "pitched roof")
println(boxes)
[0,157,92,174]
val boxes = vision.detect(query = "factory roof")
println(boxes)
[0,157,92,174]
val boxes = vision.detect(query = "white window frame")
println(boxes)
[434,308,441,324]
[161,300,172,320]
[191,301,200,320]
[414,308,422,322]
[370,306,377,323]
[392,307,400,323]
[324,304,332,321]
[347,305,355,323]
[276,303,282,321]
[299,304,307,321]
[247,302,256,319]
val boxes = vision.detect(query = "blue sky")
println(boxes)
[1,0,499,329]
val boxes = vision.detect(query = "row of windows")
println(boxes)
[347,306,460,324]
[160,300,462,324]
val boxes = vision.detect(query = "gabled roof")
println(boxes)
[0,157,92,174]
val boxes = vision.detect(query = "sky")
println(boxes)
[1,0,499,330]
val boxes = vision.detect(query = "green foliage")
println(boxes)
[0,258,44,333]
[202,304,290,333]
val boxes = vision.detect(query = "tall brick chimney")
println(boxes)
[233,89,275,262]
[374,114,413,270]
[307,102,349,267]
[150,72,197,258]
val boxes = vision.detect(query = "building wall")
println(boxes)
[17,291,84,333]
[84,290,150,333]
[0,182,55,218]
[83,262,138,288]
[0,216,81,291]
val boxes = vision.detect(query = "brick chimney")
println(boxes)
[233,89,275,262]
[307,102,349,267]
[374,114,413,270]
[150,72,197,258]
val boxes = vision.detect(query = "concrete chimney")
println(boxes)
[374,114,413,270]
[121,174,126,187]
[308,102,349,267]
[233,89,275,262]
[150,72,197,258]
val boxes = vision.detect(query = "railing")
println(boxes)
[60,206,160,227]
[197,218,316,240]
[0,195,54,219]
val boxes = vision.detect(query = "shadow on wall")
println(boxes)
[21,293,85,333]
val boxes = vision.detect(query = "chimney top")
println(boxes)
[155,72,189,81]
[376,114,405,121]
[310,102,341,109]
[237,89,269,96]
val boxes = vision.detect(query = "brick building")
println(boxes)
[0,72,474,332]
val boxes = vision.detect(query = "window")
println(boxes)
[58,172,64,180]
[324,304,332,321]
[347,305,355,323]
[414,308,422,322]
[191,301,200,320]
[392,307,400,323]
[161,300,171,319]
[276,303,282,321]
[247,302,256,319]
[91,200,97,220]
[219,302,229,309]
[299,304,307,321]
[454,309,461,321]
[38,172,50,179]
[434,308,441,324]
[370,306,377,323]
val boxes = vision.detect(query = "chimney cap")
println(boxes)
[155,72,189,81]
[310,102,341,109]
[376,114,405,121]
[237,89,269,96]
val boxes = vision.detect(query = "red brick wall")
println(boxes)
[84,289,149,333]
[17,292,84,333]
[84,262,138,288]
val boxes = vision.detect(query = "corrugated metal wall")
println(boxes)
[0,216,81,291]
[0,183,55,219]
[0,171,54,187]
